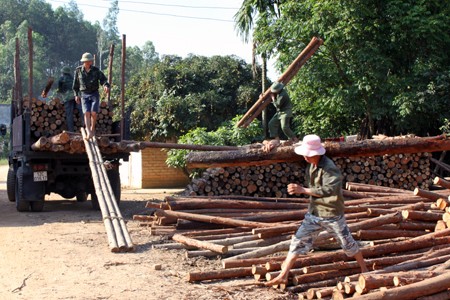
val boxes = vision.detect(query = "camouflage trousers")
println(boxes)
[289,212,360,257]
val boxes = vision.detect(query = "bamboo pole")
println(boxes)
[91,133,134,251]
[81,128,118,252]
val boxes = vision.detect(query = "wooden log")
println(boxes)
[436,198,450,210]
[30,136,48,150]
[48,131,70,144]
[187,267,253,282]
[414,188,446,201]
[353,272,450,300]
[356,273,397,294]
[155,209,276,228]
[185,248,255,258]
[286,278,343,294]
[184,227,250,237]
[416,290,450,300]
[291,268,360,286]
[302,252,423,274]
[346,182,411,194]
[232,234,291,249]
[124,140,241,151]
[433,176,450,189]
[222,256,287,269]
[401,210,443,222]
[434,220,447,231]
[366,202,426,216]
[172,234,228,254]
[356,229,426,240]
[393,271,442,287]
[190,231,252,241]
[186,136,444,168]
[165,198,309,210]
[252,223,299,237]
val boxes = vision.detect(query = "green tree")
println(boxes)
[0,0,99,102]
[251,0,450,138]
[166,115,263,177]
[126,55,261,141]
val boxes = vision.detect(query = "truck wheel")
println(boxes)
[30,200,44,212]
[108,169,121,204]
[15,167,30,212]
[91,193,100,210]
[7,166,15,202]
[76,192,88,202]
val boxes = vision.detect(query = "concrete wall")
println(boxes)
[120,148,189,188]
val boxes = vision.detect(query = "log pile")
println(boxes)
[184,153,431,198]
[24,96,113,138]
[135,178,450,298]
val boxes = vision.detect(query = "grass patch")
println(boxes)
[0,158,8,166]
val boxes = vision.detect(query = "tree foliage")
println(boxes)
[126,54,261,141]
[166,116,263,177]
[251,0,450,138]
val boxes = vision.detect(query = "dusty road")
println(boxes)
[0,165,294,300]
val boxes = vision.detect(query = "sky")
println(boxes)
[47,0,279,80]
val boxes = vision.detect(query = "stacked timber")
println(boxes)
[24,96,113,138]
[135,178,450,299]
[185,153,431,197]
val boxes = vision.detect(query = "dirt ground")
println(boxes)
[0,165,296,300]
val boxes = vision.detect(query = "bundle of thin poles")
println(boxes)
[81,127,134,252]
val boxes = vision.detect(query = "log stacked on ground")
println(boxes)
[184,153,431,198]
[134,174,450,299]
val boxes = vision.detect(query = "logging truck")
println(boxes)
[6,99,129,212]
[5,28,132,212]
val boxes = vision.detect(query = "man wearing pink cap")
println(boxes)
[265,134,368,287]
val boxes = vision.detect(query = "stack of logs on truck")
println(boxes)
[133,134,450,299]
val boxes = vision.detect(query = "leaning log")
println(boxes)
[186,135,447,168]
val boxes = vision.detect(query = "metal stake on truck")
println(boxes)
[7,28,129,212]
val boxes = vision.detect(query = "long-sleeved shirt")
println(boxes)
[56,73,74,102]
[73,65,110,97]
[305,155,345,218]
[272,89,293,117]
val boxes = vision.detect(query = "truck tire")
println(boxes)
[108,169,121,204]
[15,167,30,212]
[76,192,88,202]
[7,166,15,202]
[30,200,44,212]
[91,170,121,211]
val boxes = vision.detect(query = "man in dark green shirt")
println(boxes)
[57,66,81,132]
[265,134,368,287]
[73,52,110,139]
[263,82,298,152]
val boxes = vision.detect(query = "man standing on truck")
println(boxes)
[262,82,299,152]
[73,52,110,139]
[57,66,81,132]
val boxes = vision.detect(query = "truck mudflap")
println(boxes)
[15,165,45,212]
